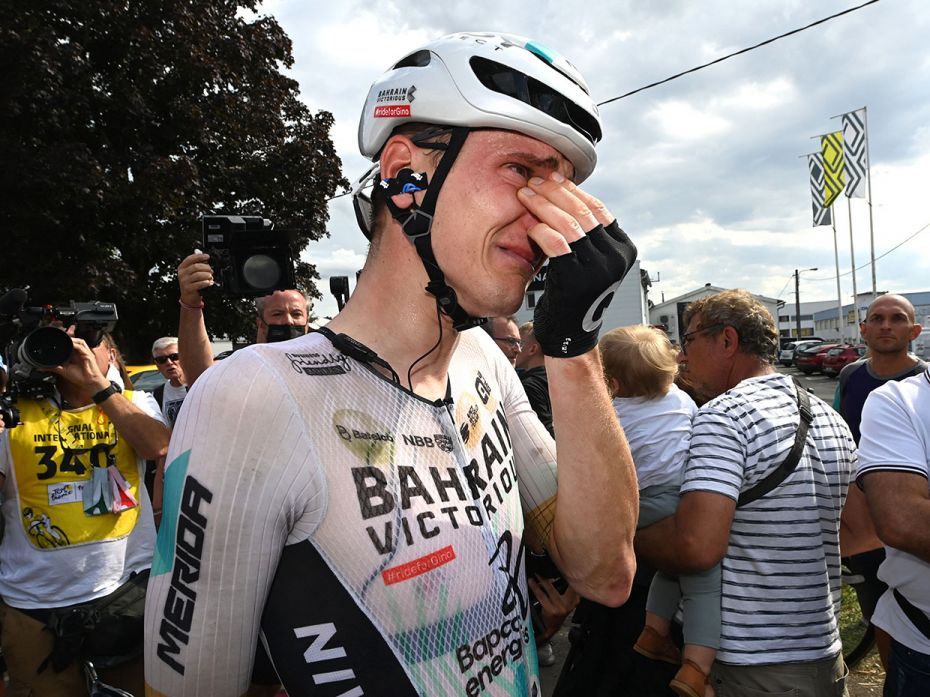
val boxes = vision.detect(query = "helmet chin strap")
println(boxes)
[379,127,487,332]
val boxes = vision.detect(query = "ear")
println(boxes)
[910,323,923,340]
[606,376,621,398]
[379,135,422,212]
[720,326,741,358]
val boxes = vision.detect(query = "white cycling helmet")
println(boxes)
[358,32,602,183]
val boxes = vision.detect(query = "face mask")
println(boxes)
[265,324,305,343]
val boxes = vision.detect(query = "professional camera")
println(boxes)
[202,215,296,297]
[0,288,118,426]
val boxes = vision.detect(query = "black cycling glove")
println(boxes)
[533,220,638,357]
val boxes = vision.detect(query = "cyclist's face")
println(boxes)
[429,130,572,318]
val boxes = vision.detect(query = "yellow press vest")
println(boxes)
[9,395,142,550]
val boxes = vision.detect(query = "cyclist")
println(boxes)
[144,31,639,696]
[23,507,69,547]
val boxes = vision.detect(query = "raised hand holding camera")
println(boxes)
[518,174,638,357]
[49,335,111,396]
[201,215,295,297]
[178,251,213,308]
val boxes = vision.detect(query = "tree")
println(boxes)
[0,1,348,361]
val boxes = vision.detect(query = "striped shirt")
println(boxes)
[681,373,856,664]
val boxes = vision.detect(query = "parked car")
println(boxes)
[794,343,841,374]
[126,363,166,392]
[821,344,867,377]
[779,339,824,367]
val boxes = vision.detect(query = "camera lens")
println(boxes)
[242,254,281,291]
[18,326,73,370]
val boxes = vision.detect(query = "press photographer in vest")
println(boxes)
[0,320,169,696]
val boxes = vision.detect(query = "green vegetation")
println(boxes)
[0,2,348,359]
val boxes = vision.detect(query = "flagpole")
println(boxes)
[832,106,877,301]
[832,210,845,342]
[864,106,877,300]
[847,197,860,340]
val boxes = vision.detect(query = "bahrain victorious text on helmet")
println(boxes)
[358,32,602,182]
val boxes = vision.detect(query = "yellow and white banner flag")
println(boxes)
[821,130,845,208]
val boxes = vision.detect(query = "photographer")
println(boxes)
[176,251,310,385]
[0,326,169,696]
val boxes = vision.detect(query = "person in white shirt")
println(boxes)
[151,337,187,428]
[858,370,930,696]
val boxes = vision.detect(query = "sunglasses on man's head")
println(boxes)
[154,353,180,365]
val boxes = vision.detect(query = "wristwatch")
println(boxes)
[92,380,123,405]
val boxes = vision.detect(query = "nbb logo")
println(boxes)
[401,434,454,452]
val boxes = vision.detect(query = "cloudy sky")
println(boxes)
[252,0,930,320]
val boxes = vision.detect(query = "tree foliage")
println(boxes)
[0,1,348,360]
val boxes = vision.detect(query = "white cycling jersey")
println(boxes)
[144,328,558,697]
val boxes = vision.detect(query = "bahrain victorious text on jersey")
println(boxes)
[143,329,560,696]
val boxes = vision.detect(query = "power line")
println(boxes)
[325,2,880,206]
[597,0,881,107]
[807,220,930,282]
[775,275,793,299]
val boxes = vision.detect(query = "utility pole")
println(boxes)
[795,269,802,338]
[794,267,818,338]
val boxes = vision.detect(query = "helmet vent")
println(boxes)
[469,57,602,145]
[393,50,432,70]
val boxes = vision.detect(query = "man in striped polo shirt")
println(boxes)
[637,289,857,697]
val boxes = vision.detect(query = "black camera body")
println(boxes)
[0,289,118,427]
[202,215,296,297]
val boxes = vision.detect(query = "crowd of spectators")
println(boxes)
[1,267,928,697]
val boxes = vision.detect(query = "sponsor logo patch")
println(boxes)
[434,433,454,452]
[333,410,395,465]
[376,86,415,103]
[286,351,350,376]
[382,545,456,585]
[374,104,411,118]
[47,481,85,505]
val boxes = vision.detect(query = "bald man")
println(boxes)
[837,293,926,666]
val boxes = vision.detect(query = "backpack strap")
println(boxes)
[893,589,930,641]
[737,378,812,508]
[152,383,165,410]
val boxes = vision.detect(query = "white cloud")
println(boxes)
[305,246,367,276]
[647,100,731,140]
[715,77,797,111]
[255,0,930,320]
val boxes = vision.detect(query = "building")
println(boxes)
[514,260,650,330]
[648,284,781,344]
[813,290,930,342]
[777,299,838,339]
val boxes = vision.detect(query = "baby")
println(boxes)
[599,325,718,697]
